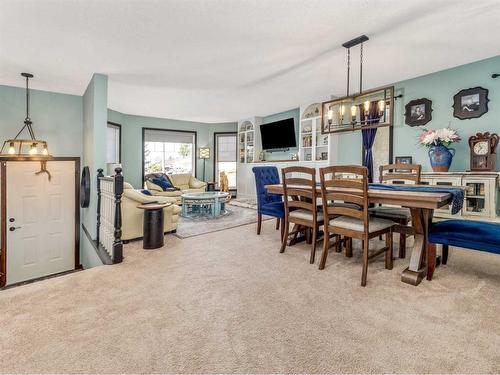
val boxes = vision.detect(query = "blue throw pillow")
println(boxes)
[140,189,152,196]
[151,176,173,191]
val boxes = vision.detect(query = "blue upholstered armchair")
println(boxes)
[252,166,285,236]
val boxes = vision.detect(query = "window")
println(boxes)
[106,122,121,163]
[143,129,196,176]
[215,133,237,189]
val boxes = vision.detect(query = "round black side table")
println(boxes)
[137,202,171,249]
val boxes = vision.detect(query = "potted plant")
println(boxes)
[418,127,461,172]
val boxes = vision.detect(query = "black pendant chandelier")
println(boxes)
[321,35,394,134]
[0,73,50,157]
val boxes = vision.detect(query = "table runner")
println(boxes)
[368,183,465,214]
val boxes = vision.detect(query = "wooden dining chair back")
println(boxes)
[319,165,394,286]
[379,163,422,184]
[280,166,324,263]
[320,165,369,231]
[372,163,422,258]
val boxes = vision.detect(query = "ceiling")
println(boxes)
[1,0,500,123]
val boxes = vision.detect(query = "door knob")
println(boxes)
[9,226,21,232]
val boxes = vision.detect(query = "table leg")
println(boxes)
[288,224,307,246]
[181,200,187,217]
[401,208,433,286]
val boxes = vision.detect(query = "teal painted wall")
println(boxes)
[107,109,237,188]
[0,84,83,157]
[81,74,108,269]
[336,55,500,170]
[261,108,300,160]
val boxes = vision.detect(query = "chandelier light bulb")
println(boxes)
[339,105,345,116]
[378,100,385,112]
[29,143,38,155]
[42,144,49,155]
[8,142,15,155]
[364,100,370,112]
[327,108,333,120]
[351,105,357,117]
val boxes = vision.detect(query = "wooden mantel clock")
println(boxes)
[468,132,499,171]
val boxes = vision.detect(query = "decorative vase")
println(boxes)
[428,144,455,172]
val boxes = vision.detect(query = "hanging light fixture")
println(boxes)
[0,73,50,157]
[320,34,394,134]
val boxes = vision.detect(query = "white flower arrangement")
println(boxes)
[418,127,461,148]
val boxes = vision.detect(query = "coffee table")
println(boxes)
[181,192,230,218]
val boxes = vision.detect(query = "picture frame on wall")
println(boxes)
[453,87,489,120]
[395,156,412,172]
[404,98,432,127]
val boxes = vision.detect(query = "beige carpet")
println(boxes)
[175,205,271,238]
[0,220,499,373]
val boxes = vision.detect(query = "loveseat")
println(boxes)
[145,173,207,204]
[122,182,181,241]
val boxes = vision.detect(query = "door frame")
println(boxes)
[0,156,80,287]
[213,131,238,188]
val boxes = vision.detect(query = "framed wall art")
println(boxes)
[405,98,432,126]
[453,87,489,120]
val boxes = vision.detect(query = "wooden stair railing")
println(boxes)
[96,167,123,264]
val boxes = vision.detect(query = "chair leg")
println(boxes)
[345,237,353,257]
[280,218,285,242]
[442,244,449,265]
[385,230,393,270]
[310,226,317,264]
[280,219,289,253]
[334,236,342,252]
[399,233,407,259]
[275,218,280,230]
[427,243,437,281]
[319,228,330,270]
[361,239,369,287]
[257,213,262,235]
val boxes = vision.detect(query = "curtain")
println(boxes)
[361,102,381,182]
[362,128,377,183]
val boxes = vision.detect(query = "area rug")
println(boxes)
[228,197,257,209]
[174,205,271,238]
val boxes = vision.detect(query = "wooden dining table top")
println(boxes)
[265,183,453,210]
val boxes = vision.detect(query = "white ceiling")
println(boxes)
[1,0,500,123]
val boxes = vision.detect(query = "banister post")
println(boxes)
[113,167,124,263]
[96,168,104,244]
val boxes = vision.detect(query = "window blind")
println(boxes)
[216,134,237,162]
[144,129,195,144]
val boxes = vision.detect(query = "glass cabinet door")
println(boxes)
[464,180,490,217]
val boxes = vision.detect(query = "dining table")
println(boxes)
[265,183,455,286]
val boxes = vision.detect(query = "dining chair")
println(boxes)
[280,166,324,264]
[319,165,394,286]
[370,163,422,258]
[252,166,285,239]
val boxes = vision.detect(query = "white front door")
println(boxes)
[6,161,75,285]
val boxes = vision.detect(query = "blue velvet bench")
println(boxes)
[428,219,500,279]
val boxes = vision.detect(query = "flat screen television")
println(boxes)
[260,118,297,150]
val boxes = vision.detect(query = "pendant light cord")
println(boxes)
[24,74,36,140]
[359,42,363,94]
[346,48,350,96]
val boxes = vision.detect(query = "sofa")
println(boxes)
[145,173,207,204]
[122,182,181,241]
